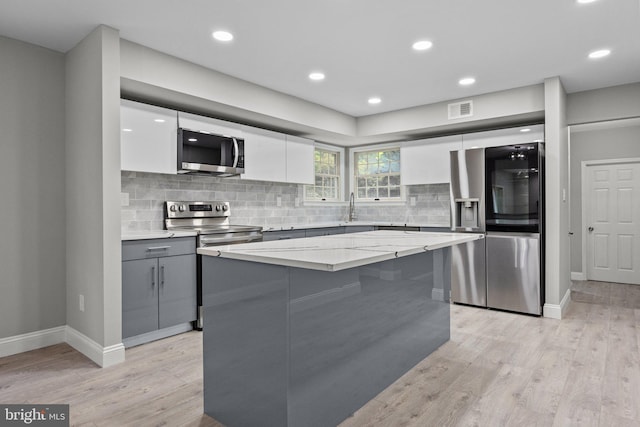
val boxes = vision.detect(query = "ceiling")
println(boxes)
[1,0,639,117]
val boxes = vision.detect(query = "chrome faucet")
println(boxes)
[348,192,357,222]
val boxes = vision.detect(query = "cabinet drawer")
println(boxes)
[122,237,195,261]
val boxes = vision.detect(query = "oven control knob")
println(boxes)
[222,205,228,212]
[169,205,177,212]
[178,205,186,212]
[215,205,221,212]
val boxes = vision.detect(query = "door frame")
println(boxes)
[581,157,640,281]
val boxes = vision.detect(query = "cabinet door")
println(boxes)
[241,127,287,182]
[400,135,462,185]
[122,258,159,338]
[158,254,197,329]
[121,100,178,174]
[177,111,242,139]
[286,135,315,184]
[462,124,544,149]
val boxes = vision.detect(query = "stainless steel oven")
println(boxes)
[165,201,262,328]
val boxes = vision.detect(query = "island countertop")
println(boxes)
[197,230,481,272]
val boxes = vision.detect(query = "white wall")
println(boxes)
[544,77,571,319]
[0,36,66,338]
[65,26,123,366]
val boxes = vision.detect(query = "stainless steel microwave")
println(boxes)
[177,128,245,176]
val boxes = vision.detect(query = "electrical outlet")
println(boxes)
[79,294,85,312]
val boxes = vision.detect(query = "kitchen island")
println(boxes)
[198,230,481,427]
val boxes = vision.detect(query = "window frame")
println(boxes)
[303,143,345,204]
[349,143,405,204]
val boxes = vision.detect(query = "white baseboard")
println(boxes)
[543,288,572,320]
[65,326,125,368]
[571,271,587,281]
[0,326,66,359]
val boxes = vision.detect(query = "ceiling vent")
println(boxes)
[448,100,473,120]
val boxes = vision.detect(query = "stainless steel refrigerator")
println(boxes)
[450,143,544,315]
[450,148,487,308]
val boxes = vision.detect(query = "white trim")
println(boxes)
[581,157,640,282]
[304,143,345,203]
[571,271,587,281]
[0,326,66,358]
[543,288,571,320]
[65,326,125,368]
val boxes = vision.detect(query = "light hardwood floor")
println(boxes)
[1,280,639,426]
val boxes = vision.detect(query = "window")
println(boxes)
[354,147,401,201]
[305,148,341,201]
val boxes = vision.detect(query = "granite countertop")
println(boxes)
[121,230,197,241]
[197,230,481,272]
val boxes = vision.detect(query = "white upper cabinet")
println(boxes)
[121,100,179,174]
[241,127,287,182]
[177,112,243,139]
[241,127,315,184]
[462,124,544,149]
[285,135,315,184]
[400,135,463,185]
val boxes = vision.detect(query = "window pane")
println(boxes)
[366,177,378,187]
[357,163,368,175]
[367,188,378,198]
[367,152,378,163]
[358,188,366,198]
[389,175,400,186]
[390,187,400,198]
[379,162,390,173]
[367,163,379,175]
[389,161,400,173]
[380,176,389,186]
[357,177,366,188]
[389,151,400,161]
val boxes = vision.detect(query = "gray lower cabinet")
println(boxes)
[343,226,375,233]
[304,227,344,237]
[263,229,307,241]
[122,237,197,342]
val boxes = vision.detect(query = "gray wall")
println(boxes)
[544,77,571,309]
[121,172,450,230]
[570,122,640,273]
[0,36,66,338]
[65,26,122,349]
[568,83,640,125]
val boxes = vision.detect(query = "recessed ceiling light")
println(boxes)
[122,128,132,132]
[459,77,476,86]
[309,72,325,81]
[412,40,433,51]
[212,31,234,42]
[368,97,382,105]
[520,128,531,133]
[154,119,165,123]
[588,49,610,59]
[188,138,198,142]
[577,0,597,3]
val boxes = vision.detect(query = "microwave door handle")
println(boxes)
[232,137,239,168]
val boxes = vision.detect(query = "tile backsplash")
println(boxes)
[121,171,450,231]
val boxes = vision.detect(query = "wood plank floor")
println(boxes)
[1,280,639,426]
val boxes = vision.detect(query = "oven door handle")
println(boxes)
[200,234,262,246]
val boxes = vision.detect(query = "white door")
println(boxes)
[586,161,640,284]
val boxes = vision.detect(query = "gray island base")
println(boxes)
[199,231,479,427]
